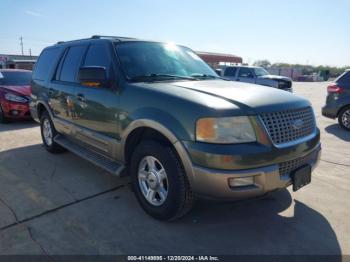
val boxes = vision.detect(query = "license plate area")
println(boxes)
[292,165,311,192]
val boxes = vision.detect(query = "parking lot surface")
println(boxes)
[0,82,349,255]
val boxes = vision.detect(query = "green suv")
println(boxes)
[30,36,321,220]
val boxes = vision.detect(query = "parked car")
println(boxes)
[322,69,350,130]
[218,65,293,92]
[30,36,321,220]
[0,69,32,123]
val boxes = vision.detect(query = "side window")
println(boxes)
[33,48,61,80]
[83,44,111,70]
[337,71,350,85]
[59,45,86,82]
[238,68,254,78]
[224,67,237,77]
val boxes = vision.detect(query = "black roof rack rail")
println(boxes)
[56,37,93,45]
[91,35,136,40]
[55,35,137,45]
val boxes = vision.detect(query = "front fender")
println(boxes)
[120,108,196,186]
[121,107,193,141]
[256,78,278,88]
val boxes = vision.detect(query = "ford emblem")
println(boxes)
[292,119,304,130]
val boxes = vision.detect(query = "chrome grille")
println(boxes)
[279,153,314,177]
[260,107,315,145]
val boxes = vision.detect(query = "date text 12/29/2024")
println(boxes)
[127,256,220,261]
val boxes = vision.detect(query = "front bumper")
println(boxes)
[1,101,31,119]
[190,143,321,199]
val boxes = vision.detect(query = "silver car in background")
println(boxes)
[217,65,293,92]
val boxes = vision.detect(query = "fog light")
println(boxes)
[10,110,19,116]
[228,176,255,187]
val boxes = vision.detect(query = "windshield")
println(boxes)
[115,42,218,81]
[254,67,270,77]
[0,71,32,86]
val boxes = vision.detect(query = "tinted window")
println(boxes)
[59,45,86,82]
[83,44,111,70]
[238,68,254,78]
[0,71,32,86]
[115,42,216,80]
[337,71,350,85]
[33,48,61,80]
[224,67,237,77]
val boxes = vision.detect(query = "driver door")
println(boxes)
[237,67,256,84]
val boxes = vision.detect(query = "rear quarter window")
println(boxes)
[33,48,61,81]
[336,71,350,85]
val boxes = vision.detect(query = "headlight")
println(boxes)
[4,93,28,103]
[196,116,256,144]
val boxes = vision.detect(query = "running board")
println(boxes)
[54,135,125,176]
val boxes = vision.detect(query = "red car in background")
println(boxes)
[0,69,32,123]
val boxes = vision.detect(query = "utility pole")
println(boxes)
[19,36,24,55]
[29,49,32,57]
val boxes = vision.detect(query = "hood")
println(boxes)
[0,85,32,96]
[258,75,291,81]
[148,80,309,114]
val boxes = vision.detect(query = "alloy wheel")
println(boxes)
[138,156,169,206]
[341,109,350,129]
[42,118,53,146]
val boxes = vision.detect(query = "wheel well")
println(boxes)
[37,103,47,119]
[337,104,350,117]
[124,127,174,165]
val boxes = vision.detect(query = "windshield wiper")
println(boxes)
[130,74,196,82]
[190,73,226,80]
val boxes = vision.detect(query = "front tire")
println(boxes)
[130,140,195,221]
[338,106,350,131]
[40,111,66,153]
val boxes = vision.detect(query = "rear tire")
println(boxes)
[130,140,195,221]
[40,111,66,153]
[0,105,9,123]
[338,106,350,131]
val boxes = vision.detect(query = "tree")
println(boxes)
[253,59,271,68]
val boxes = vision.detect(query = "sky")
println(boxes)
[0,0,349,67]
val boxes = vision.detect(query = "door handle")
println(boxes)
[48,88,54,95]
[77,93,85,102]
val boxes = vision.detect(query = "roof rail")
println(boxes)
[56,37,92,45]
[55,35,137,45]
[91,35,136,40]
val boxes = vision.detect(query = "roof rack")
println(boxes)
[91,35,137,41]
[56,37,91,45]
[56,35,137,45]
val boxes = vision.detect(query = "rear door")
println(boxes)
[49,44,87,126]
[223,67,238,80]
[237,67,256,84]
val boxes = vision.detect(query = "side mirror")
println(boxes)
[78,66,107,87]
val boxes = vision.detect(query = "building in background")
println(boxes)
[0,54,38,70]
[196,51,242,68]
